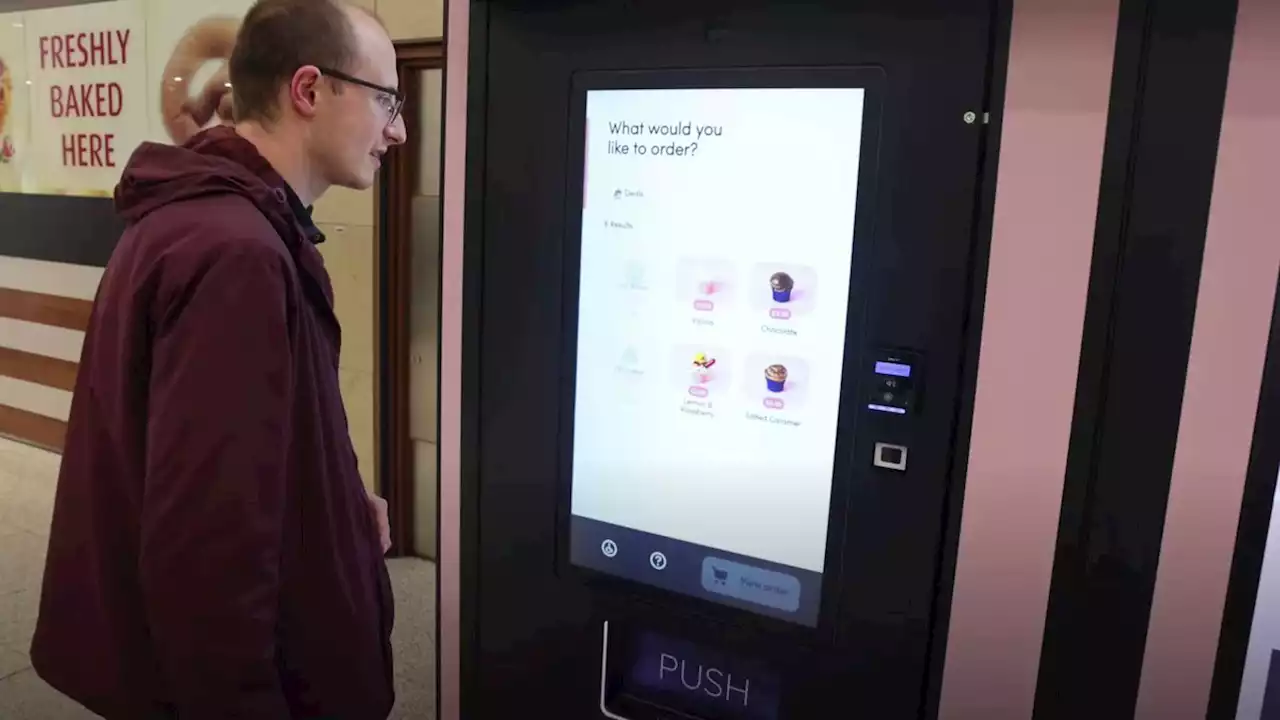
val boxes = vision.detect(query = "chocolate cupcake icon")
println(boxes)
[770,272,795,303]
[765,364,788,393]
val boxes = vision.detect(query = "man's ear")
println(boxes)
[289,65,323,118]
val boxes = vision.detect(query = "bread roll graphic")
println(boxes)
[159,17,241,144]
[0,56,12,134]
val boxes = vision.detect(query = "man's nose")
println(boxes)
[386,115,408,145]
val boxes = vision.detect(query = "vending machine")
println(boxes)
[454,0,1009,716]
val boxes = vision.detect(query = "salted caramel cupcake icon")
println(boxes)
[770,272,795,303]
[765,364,788,393]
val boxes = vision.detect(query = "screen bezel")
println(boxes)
[555,66,886,640]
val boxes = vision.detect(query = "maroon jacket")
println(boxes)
[31,127,395,719]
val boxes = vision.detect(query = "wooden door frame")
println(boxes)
[380,39,445,558]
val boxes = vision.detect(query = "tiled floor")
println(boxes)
[0,438,437,719]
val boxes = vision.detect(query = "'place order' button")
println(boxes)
[700,557,801,613]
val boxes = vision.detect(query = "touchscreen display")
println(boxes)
[568,86,867,626]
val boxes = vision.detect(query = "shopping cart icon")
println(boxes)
[711,566,728,585]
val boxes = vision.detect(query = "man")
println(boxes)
[30,1,407,717]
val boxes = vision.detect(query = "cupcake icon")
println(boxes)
[770,272,795,303]
[765,364,788,393]
[692,352,717,385]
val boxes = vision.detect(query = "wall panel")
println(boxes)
[938,0,1120,717]
[1136,0,1280,716]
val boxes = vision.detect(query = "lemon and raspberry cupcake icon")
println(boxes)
[691,352,717,385]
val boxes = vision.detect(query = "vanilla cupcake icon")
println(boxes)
[764,364,788,393]
[770,272,795,303]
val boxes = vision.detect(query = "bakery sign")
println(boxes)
[21,0,148,196]
[0,0,254,197]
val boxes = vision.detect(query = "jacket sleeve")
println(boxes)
[138,238,294,718]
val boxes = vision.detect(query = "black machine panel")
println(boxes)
[461,1,1005,717]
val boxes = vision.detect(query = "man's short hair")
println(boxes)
[229,0,360,123]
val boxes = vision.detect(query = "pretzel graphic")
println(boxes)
[159,17,241,144]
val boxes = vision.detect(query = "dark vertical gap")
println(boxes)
[458,2,491,716]
[920,0,1013,717]
[1033,0,1152,712]
[1208,271,1280,719]
[1033,0,1239,717]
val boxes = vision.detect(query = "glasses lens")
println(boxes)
[386,96,404,127]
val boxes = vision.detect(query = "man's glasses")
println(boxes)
[314,66,405,128]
